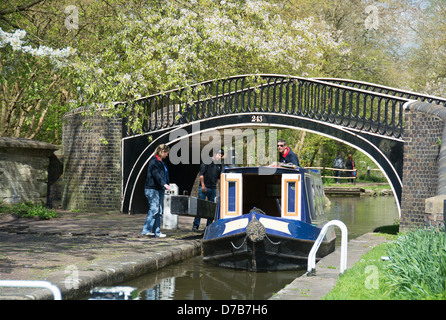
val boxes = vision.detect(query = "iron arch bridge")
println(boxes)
[119,74,446,215]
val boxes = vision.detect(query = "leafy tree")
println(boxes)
[1,0,441,150]
[406,0,446,96]
[1,0,350,141]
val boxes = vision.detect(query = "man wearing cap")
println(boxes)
[192,149,224,231]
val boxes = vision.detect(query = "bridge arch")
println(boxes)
[62,74,446,228]
[120,74,415,215]
[122,111,404,215]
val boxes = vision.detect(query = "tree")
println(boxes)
[1,0,351,141]
[0,27,74,141]
[62,0,350,133]
[406,0,446,96]
[0,0,126,142]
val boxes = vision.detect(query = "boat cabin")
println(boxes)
[217,166,327,227]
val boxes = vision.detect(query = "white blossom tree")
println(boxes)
[0,27,75,139]
[1,0,350,140]
[68,0,348,105]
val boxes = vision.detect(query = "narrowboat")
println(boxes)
[202,165,336,272]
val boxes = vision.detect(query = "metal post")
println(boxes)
[0,280,62,300]
[306,220,348,276]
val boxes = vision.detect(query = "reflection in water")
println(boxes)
[121,196,399,300]
[327,196,398,240]
[123,256,303,300]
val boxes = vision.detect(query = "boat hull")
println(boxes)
[202,213,336,272]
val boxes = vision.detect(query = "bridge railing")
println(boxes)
[120,74,412,139]
[314,78,446,107]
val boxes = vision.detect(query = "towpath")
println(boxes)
[0,211,201,300]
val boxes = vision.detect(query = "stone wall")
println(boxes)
[400,104,444,230]
[62,106,122,213]
[0,137,60,205]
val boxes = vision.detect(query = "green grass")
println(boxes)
[324,228,446,300]
[323,234,396,300]
[385,227,446,300]
[324,181,391,192]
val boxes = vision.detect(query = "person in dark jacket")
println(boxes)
[192,149,224,232]
[345,154,355,183]
[142,144,170,238]
[277,139,300,166]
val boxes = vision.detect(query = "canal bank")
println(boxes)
[0,201,393,300]
[0,212,202,300]
[269,232,390,300]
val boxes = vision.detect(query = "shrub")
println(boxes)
[0,202,58,220]
[385,227,446,299]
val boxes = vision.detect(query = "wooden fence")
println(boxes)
[306,167,357,183]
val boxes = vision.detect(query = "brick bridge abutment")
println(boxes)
[401,101,446,230]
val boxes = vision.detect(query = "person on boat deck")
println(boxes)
[142,144,170,238]
[192,149,224,232]
[277,139,300,166]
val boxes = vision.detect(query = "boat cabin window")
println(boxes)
[305,173,326,224]
[220,173,243,218]
[227,181,237,213]
[281,174,301,219]
[286,182,297,213]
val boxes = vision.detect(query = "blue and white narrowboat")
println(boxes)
[202,165,336,271]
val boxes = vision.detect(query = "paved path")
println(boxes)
[0,211,203,300]
[269,233,389,300]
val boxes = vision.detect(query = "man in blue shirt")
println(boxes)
[277,139,299,166]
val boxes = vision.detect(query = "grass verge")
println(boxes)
[324,227,446,300]
[323,234,395,300]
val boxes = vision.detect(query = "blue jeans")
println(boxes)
[335,170,341,183]
[193,186,216,229]
[142,189,164,236]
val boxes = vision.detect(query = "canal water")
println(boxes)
[120,195,398,300]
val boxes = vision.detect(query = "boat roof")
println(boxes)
[222,166,318,175]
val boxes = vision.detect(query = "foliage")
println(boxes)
[0,6,76,143]
[279,129,360,169]
[407,0,446,97]
[385,227,446,300]
[0,201,59,220]
[325,228,446,300]
[0,47,72,141]
[1,0,351,140]
[65,0,349,133]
